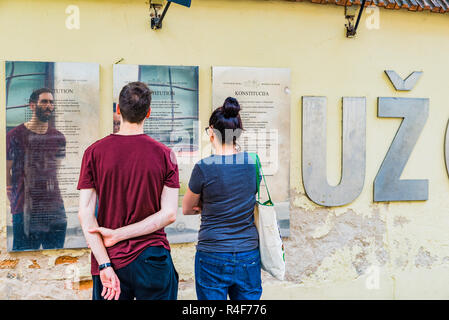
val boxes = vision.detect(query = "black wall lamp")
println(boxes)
[150,0,192,30]
[345,0,367,38]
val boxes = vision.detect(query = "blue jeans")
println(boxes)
[12,212,29,251]
[195,249,262,300]
[12,208,66,251]
[93,246,178,300]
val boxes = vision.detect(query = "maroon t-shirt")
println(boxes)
[77,134,180,275]
[6,124,65,215]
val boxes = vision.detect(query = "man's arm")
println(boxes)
[6,160,13,203]
[182,187,202,215]
[78,188,120,300]
[89,186,178,246]
[55,134,66,172]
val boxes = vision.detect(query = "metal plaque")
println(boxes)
[5,61,100,251]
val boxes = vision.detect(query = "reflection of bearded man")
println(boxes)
[34,97,54,123]
[113,103,121,133]
[113,112,121,134]
[6,88,67,251]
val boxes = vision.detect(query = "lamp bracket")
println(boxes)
[150,0,171,30]
[345,1,367,38]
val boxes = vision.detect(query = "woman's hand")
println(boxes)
[89,227,120,247]
[182,188,202,215]
[192,200,202,214]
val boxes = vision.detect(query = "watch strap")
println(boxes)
[99,262,112,271]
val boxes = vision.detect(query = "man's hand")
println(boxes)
[6,186,13,203]
[89,227,119,248]
[99,267,121,300]
[78,189,119,300]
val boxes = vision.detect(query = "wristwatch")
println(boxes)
[99,262,112,271]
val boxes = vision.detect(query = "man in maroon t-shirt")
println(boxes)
[77,81,179,300]
[7,88,66,251]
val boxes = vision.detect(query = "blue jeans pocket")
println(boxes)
[243,258,262,289]
[196,254,228,288]
[143,253,170,289]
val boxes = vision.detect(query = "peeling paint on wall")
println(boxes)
[415,247,438,269]
[284,204,388,285]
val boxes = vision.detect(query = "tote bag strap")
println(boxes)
[249,153,273,206]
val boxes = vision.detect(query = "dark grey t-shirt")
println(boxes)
[188,152,260,252]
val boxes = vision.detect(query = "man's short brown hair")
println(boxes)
[118,82,152,123]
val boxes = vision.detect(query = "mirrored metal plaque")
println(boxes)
[113,64,200,243]
[5,61,100,251]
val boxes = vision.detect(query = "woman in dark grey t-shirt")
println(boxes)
[182,97,262,300]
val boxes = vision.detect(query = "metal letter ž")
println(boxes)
[374,97,429,202]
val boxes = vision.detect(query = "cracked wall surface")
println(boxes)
[1,0,449,299]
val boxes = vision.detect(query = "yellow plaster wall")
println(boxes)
[0,0,449,299]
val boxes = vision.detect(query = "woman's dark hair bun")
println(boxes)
[222,97,240,118]
[209,97,243,144]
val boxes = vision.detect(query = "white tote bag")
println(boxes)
[250,153,285,281]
